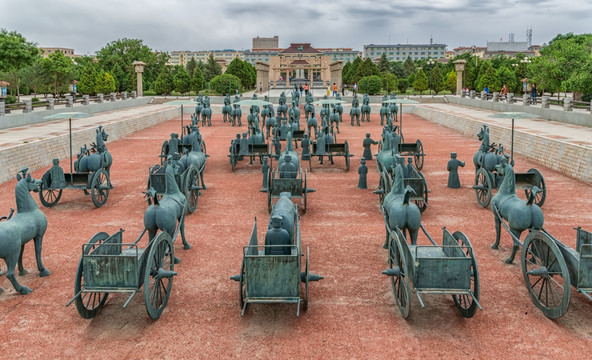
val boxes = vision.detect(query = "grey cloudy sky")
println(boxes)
[4,0,591,55]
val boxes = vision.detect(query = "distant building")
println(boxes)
[453,46,487,59]
[317,48,362,64]
[363,44,447,62]
[484,42,539,58]
[243,49,281,65]
[39,47,80,59]
[253,36,279,50]
[169,50,244,66]
[445,51,455,60]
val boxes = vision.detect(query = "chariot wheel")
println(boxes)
[184,164,199,213]
[414,171,428,213]
[238,258,246,311]
[474,168,492,208]
[414,140,425,171]
[39,182,62,207]
[388,230,411,318]
[144,232,175,320]
[301,246,310,312]
[160,141,169,166]
[521,231,570,319]
[75,232,110,319]
[91,169,110,208]
[525,168,546,207]
[344,141,350,171]
[451,231,480,318]
[303,170,308,214]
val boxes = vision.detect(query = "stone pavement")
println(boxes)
[0,104,178,183]
[414,103,592,184]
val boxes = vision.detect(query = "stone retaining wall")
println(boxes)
[0,107,179,184]
[414,106,592,184]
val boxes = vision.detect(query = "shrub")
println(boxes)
[5,95,17,104]
[209,73,241,95]
[144,90,156,96]
[358,75,383,95]
[32,97,40,102]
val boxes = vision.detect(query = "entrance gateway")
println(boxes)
[256,43,343,91]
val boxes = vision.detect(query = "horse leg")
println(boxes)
[383,226,389,249]
[357,114,361,126]
[34,236,50,277]
[180,215,191,250]
[410,230,419,245]
[350,115,354,126]
[18,244,28,275]
[5,256,32,295]
[492,213,501,250]
[208,116,212,127]
[380,113,384,126]
[505,229,522,264]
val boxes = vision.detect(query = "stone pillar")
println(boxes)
[131,91,137,99]
[110,93,116,102]
[480,91,486,100]
[541,96,550,108]
[122,91,127,100]
[329,61,344,92]
[453,60,466,96]
[492,92,499,102]
[523,93,530,106]
[133,60,146,97]
[508,93,514,104]
[82,95,89,105]
[46,98,55,110]
[23,99,32,113]
[470,90,476,99]
[98,93,104,103]
[563,97,573,111]
[0,101,4,116]
[66,96,73,108]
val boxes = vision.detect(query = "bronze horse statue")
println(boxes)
[75,126,113,176]
[0,168,49,295]
[382,164,421,246]
[491,161,544,264]
[144,160,190,257]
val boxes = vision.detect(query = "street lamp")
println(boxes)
[471,45,477,66]
[427,58,435,96]
[520,56,531,94]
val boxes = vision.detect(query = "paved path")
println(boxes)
[418,103,592,148]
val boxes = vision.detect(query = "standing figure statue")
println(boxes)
[361,94,371,122]
[261,156,270,190]
[350,95,361,126]
[362,133,378,161]
[358,158,368,189]
[447,152,465,188]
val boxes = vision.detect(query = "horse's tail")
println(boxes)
[403,185,416,205]
[527,186,540,206]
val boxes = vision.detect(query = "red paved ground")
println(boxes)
[1,110,591,359]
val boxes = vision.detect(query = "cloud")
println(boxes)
[2,0,591,55]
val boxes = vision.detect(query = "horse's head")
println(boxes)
[16,168,41,193]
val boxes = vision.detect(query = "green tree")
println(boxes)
[430,64,444,94]
[203,53,222,82]
[209,73,241,95]
[413,69,428,94]
[378,53,390,73]
[478,63,501,92]
[96,38,162,92]
[403,56,415,77]
[344,57,362,84]
[173,66,191,94]
[0,29,39,101]
[154,67,173,95]
[444,70,457,93]
[382,73,398,93]
[342,62,352,83]
[186,57,197,78]
[94,70,116,94]
[41,50,75,96]
[407,72,416,88]
[390,61,406,78]
[397,78,409,93]
[191,66,205,94]
[225,57,252,89]
[77,61,98,95]
[353,57,380,83]
[18,61,47,96]
[496,67,518,94]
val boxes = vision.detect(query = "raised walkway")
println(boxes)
[413,103,592,184]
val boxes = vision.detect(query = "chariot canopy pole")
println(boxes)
[511,118,515,164]
[70,117,73,184]
[181,104,184,140]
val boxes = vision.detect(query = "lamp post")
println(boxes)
[471,45,477,67]
[427,58,435,96]
[520,56,531,94]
